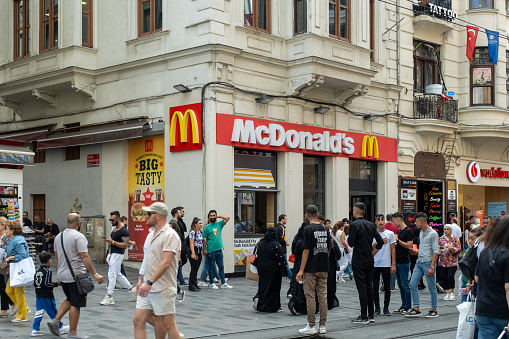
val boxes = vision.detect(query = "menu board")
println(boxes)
[400,178,417,213]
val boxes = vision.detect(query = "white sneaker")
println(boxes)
[210,283,219,290]
[100,295,115,305]
[31,330,45,337]
[299,325,317,334]
[60,325,70,335]
[198,281,208,287]
[221,283,233,289]
[319,326,327,334]
[448,293,455,301]
[342,273,349,278]
[213,277,228,283]
[129,288,138,301]
[213,278,219,283]
[443,294,450,301]
[338,278,346,283]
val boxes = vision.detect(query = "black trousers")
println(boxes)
[352,262,374,318]
[373,267,391,309]
[0,276,13,311]
[187,246,202,290]
[437,266,457,291]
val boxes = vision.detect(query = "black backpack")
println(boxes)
[458,243,479,281]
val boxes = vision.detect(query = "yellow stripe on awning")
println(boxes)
[234,168,275,188]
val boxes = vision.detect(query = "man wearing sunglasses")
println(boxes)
[100,211,137,306]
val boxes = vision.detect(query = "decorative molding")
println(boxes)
[0,97,22,112]
[216,63,223,79]
[288,74,325,96]
[71,80,96,102]
[334,85,369,106]
[227,64,233,81]
[32,89,57,108]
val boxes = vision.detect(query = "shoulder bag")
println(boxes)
[60,232,94,295]
[458,243,478,281]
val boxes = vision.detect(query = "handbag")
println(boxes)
[456,293,476,339]
[60,232,94,295]
[9,257,35,287]
[288,253,295,263]
[0,261,9,276]
[459,244,478,281]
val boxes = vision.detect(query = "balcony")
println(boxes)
[414,94,458,123]
[413,0,455,35]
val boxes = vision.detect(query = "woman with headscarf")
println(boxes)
[253,227,287,312]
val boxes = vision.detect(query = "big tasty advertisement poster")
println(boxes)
[128,136,165,261]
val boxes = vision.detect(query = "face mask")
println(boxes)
[210,218,217,223]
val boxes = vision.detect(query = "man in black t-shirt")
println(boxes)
[348,203,384,324]
[42,218,60,251]
[33,215,49,250]
[100,211,137,306]
[295,205,331,335]
[392,213,414,314]
[23,211,32,227]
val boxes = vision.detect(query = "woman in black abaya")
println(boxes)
[253,228,287,312]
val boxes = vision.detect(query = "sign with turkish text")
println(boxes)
[234,238,260,266]
[418,182,443,231]
[414,152,446,179]
[467,161,509,182]
[128,136,165,261]
[87,154,100,168]
[400,177,417,213]
[216,114,398,162]
[488,201,506,218]
[169,103,202,152]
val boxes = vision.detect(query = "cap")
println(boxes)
[142,202,169,217]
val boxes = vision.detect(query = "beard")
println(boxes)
[210,218,217,223]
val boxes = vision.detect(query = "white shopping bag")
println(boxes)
[9,257,35,287]
[456,293,475,339]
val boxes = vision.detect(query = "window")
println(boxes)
[138,0,162,36]
[329,0,350,41]
[244,0,271,33]
[40,0,58,52]
[470,0,494,9]
[414,41,440,94]
[14,0,30,59]
[34,149,46,163]
[64,123,80,161]
[303,156,325,217]
[82,0,92,47]
[294,0,306,35]
[471,47,494,106]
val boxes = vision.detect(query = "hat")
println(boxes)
[142,202,169,217]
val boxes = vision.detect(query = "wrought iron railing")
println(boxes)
[413,94,458,123]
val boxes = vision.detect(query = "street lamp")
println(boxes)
[314,106,330,114]
[174,84,192,93]
[255,95,273,104]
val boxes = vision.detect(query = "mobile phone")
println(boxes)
[102,237,106,239]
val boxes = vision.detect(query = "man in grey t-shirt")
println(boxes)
[47,213,104,339]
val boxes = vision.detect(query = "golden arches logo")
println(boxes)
[361,135,379,159]
[169,109,200,146]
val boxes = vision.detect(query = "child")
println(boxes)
[31,251,70,337]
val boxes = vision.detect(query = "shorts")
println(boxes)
[61,282,87,308]
[136,287,177,316]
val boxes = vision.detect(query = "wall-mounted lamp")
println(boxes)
[255,95,273,104]
[174,84,192,93]
[314,106,330,114]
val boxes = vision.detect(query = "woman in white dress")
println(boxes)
[332,221,350,283]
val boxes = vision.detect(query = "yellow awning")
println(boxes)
[234,168,275,188]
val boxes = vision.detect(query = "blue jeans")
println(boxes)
[283,254,292,280]
[409,261,438,309]
[177,260,185,284]
[344,263,353,277]
[390,273,396,290]
[207,250,225,285]
[396,262,411,309]
[199,256,219,282]
[476,315,509,339]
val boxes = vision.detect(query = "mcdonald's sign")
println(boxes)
[361,135,379,159]
[169,103,202,152]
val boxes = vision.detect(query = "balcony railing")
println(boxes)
[414,94,458,123]
[414,0,453,16]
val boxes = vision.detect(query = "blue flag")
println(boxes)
[486,29,499,64]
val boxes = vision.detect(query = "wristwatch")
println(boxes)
[146,280,153,286]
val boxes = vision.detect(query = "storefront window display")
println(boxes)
[303,156,325,216]
[350,160,377,221]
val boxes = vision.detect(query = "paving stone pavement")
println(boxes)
[1,261,462,339]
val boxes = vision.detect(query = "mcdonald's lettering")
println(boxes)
[361,135,379,159]
[169,103,203,152]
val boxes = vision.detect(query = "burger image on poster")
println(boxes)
[131,202,147,222]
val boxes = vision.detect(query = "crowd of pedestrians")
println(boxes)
[2,203,509,338]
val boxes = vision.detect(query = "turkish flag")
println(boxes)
[466,26,479,62]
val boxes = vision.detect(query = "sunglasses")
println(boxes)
[147,212,157,217]
[109,219,115,222]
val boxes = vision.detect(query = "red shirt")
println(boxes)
[385,222,399,234]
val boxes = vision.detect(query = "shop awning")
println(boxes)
[234,168,276,188]
[0,128,49,142]
[37,121,149,149]
[0,144,35,166]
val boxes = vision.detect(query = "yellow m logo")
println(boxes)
[169,109,200,146]
[361,135,379,159]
